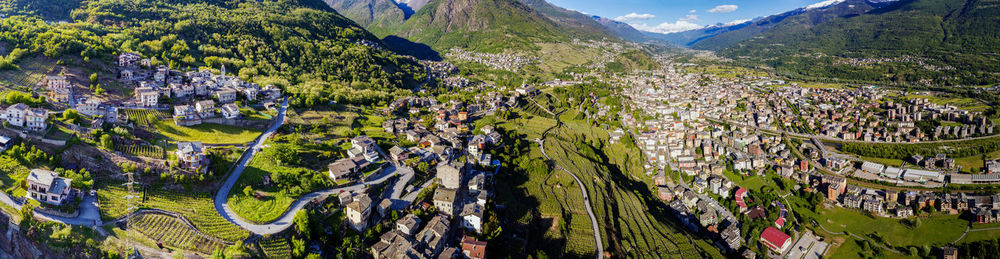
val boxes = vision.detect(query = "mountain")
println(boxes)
[679,0,895,50]
[650,21,752,47]
[719,0,1000,85]
[591,16,653,43]
[364,0,617,53]
[323,0,678,53]
[321,0,407,27]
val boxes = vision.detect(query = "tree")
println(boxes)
[100,134,114,150]
[291,237,306,258]
[242,186,253,197]
[89,73,98,84]
[61,109,81,124]
[19,201,36,230]
[294,210,310,237]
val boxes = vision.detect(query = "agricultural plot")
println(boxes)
[98,183,250,243]
[0,56,55,88]
[154,120,262,144]
[123,109,170,127]
[131,213,227,253]
[258,236,292,258]
[494,109,719,258]
[113,139,165,159]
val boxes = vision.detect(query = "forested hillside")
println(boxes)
[42,0,427,107]
[718,0,1000,86]
[0,0,84,20]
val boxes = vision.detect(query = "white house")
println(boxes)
[26,169,73,206]
[221,103,240,119]
[460,202,485,233]
[2,103,28,127]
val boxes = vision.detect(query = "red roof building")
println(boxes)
[461,235,487,259]
[760,227,791,253]
[734,187,748,212]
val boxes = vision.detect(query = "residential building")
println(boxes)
[221,103,240,119]
[434,188,458,216]
[216,89,238,103]
[396,214,421,236]
[135,87,159,107]
[2,103,28,127]
[415,215,450,257]
[24,108,47,131]
[175,142,208,171]
[327,157,371,181]
[437,163,464,189]
[461,236,487,259]
[345,194,373,231]
[461,202,485,233]
[26,169,73,206]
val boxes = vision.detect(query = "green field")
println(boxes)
[284,106,357,138]
[154,120,262,144]
[98,183,250,243]
[904,94,990,112]
[226,154,298,224]
[953,149,1000,173]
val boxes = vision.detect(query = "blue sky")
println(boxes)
[547,0,839,33]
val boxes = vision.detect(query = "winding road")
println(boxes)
[213,99,417,235]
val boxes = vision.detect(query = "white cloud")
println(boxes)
[613,12,656,22]
[631,20,704,34]
[689,9,697,13]
[679,14,698,22]
[708,4,739,13]
[722,18,751,26]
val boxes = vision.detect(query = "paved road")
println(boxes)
[535,138,604,259]
[721,118,1000,144]
[213,99,417,235]
[0,192,102,227]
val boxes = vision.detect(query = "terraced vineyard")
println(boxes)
[98,183,250,242]
[494,108,721,257]
[123,109,170,126]
[543,117,716,258]
[258,236,291,258]
[113,139,165,159]
[131,213,226,253]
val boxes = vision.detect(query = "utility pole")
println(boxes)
[122,171,142,259]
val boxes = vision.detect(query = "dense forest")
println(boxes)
[838,137,1000,160]
[0,0,427,108]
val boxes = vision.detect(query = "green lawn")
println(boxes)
[154,120,262,144]
[226,155,297,224]
[814,206,967,247]
[954,149,1000,173]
